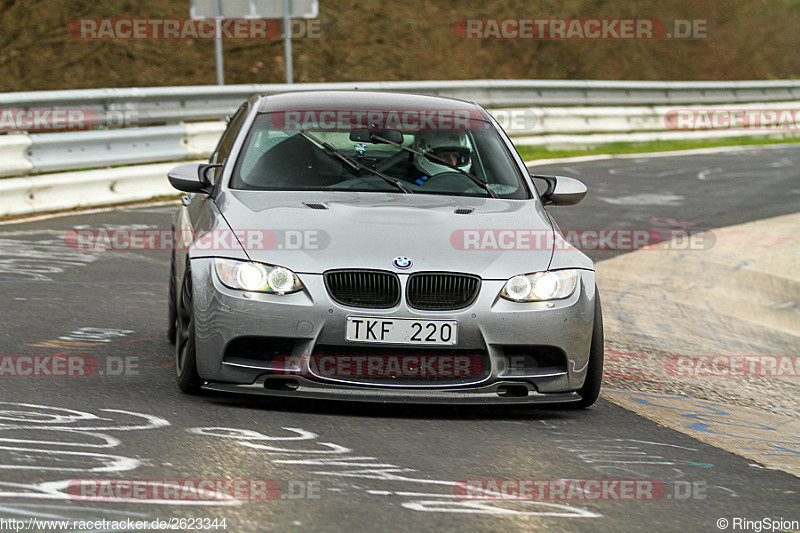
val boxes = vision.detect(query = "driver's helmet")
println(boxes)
[412,131,473,176]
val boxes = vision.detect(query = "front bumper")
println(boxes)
[190,258,597,404]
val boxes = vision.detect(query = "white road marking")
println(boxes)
[600,193,685,206]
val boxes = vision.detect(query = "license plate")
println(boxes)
[345,317,458,345]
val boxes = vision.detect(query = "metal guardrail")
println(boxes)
[0,162,191,217]
[3,80,800,127]
[27,126,188,173]
[2,79,800,217]
[0,122,226,178]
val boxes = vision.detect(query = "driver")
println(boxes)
[408,131,473,186]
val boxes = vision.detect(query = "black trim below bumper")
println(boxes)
[202,376,582,405]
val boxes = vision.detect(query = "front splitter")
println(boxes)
[202,376,582,405]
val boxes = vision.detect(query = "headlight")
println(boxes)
[214,258,303,294]
[500,270,578,302]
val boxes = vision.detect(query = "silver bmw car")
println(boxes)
[167,91,603,408]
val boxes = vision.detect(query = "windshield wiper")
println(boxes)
[299,131,413,194]
[371,134,499,199]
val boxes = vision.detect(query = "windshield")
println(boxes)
[229,112,530,199]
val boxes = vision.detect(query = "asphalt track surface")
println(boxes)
[0,145,798,532]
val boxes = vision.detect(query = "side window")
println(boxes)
[209,104,248,184]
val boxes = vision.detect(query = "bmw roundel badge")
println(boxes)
[393,256,412,269]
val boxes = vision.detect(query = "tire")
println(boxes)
[564,288,604,409]
[175,267,204,394]
[167,252,177,345]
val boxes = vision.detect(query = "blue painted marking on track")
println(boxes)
[607,390,800,448]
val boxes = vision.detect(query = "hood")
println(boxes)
[216,190,557,279]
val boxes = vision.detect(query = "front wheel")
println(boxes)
[565,288,604,409]
[175,267,203,394]
[167,252,177,344]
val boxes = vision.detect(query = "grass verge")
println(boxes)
[515,135,800,161]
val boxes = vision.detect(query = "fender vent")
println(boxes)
[454,207,474,215]
[303,202,328,210]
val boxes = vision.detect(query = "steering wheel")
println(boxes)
[418,170,481,190]
[376,150,410,172]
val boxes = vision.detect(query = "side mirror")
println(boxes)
[533,175,588,206]
[168,163,221,193]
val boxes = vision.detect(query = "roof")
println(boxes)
[256,90,482,113]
